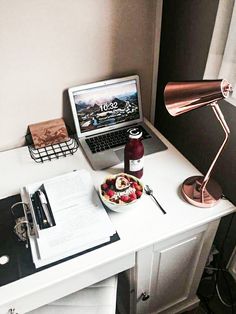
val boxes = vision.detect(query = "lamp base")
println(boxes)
[182,176,222,208]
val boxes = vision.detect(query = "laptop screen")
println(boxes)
[71,79,140,134]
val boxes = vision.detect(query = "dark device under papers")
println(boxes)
[31,186,55,229]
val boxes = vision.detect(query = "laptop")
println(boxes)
[68,75,167,170]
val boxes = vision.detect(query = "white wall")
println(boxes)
[0,0,159,151]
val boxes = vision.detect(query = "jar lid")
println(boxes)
[128,128,142,139]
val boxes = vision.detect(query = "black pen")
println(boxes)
[38,189,53,227]
[31,193,44,229]
[35,191,48,228]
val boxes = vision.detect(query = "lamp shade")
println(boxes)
[164,79,232,116]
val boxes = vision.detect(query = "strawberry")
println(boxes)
[101,183,109,190]
[107,189,115,197]
[131,182,139,189]
[136,190,142,198]
[135,184,143,191]
[120,195,129,203]
[129,192,137,201]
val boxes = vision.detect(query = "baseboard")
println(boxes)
[156,296,200,314]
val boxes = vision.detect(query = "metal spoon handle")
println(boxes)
[150,194,166,215]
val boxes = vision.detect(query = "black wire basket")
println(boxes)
[25,133,79,163]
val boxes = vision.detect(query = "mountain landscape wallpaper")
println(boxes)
[73,80,140,133]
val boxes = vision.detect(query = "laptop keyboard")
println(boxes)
[85,126,151,154]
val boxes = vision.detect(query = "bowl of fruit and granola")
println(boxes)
[99,173,143,212]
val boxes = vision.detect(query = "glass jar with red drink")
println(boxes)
[124,128,144,178]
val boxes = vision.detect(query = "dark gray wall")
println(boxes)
[155,0,236,265]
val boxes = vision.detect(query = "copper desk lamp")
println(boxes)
[164,79,233,207]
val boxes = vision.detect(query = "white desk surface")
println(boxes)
[0,120,235,311]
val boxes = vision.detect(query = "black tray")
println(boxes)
[25,133,79,163]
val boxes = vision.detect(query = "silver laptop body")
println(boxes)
[68,75,166,170]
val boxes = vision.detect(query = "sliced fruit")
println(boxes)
[115,176,130,191]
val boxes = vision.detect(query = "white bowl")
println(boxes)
[99,173,143,213]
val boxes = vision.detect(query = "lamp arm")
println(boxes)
[200,102,230,193]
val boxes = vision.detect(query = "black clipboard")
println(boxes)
[0,194,120,287]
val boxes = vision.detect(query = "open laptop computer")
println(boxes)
[68,75,167,170]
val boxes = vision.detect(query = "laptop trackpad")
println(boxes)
[114,148,124,161]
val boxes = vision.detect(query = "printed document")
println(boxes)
[22,170,116,267]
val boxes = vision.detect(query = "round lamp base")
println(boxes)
[182,176,222,208]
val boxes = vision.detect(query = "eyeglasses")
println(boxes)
[10,202,30,243]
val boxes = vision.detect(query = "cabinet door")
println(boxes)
[135,246,154,314]
[135,225,208,314]
[149,231,204,313]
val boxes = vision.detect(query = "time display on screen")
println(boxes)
[100,101,130,112]
[100,101,118,112]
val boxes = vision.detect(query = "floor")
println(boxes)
[182,269,236,314]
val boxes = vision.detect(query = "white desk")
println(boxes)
[0,121,235,314]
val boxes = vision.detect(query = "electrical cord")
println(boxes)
[215,214,235,313]
[198,210,236,313]
[216,283,231,307]
[216,268,236,311]
[14,217,28,241]
[199,264,236,313]
[218,212,235,266]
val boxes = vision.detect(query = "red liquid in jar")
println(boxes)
[124,128,144,178]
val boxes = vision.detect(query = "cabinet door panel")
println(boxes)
[136,246,153,314]
[150,233,203,313]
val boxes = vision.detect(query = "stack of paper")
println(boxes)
[21,169,117,268]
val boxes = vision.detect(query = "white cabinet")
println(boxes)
[131,220,220,314]
[228,246,236,280]
[1,130,235,314]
